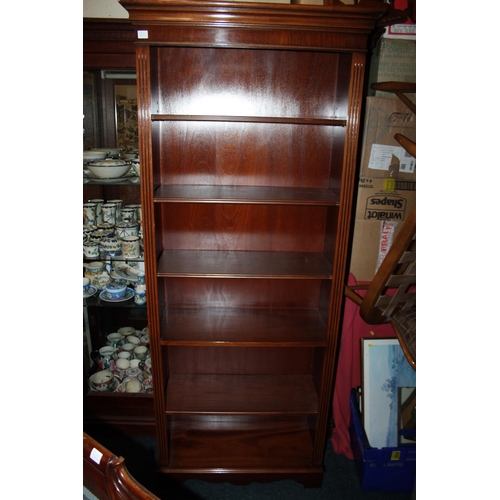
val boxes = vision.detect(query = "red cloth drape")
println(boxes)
[330,273,396,458]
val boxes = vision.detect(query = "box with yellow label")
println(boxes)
[349,177,416,282]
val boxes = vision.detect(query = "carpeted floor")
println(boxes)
[86,431,414,500]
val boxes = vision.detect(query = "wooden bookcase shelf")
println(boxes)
[156,250,333,278]
[151,114,347,126]
[160,307,327,346]
[166,415,317,472]
[165,374,319,414]
[154,185,341,205]
[122,0,386,487]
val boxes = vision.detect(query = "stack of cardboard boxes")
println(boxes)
[349,35,416,282]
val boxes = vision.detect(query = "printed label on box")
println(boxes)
[364,194,407,221]
[368,144,415,174]
[375,220,397,273]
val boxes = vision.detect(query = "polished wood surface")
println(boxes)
[83,432,160,500]
[83,19,136,69]
[125,0,386,485]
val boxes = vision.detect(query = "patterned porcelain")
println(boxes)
[88,199,104,225]
[134,345,149,361]
[101,203,117,225]
[107,332,124,348]
[121,207,137,223]
[96,347,117,371]
[84,261,105,280]
[89,370,118,392]
[105,280,127,299]
[83,241,100,259]
[83,203,97,226]
[100,236,121,257]
[125,367,144,382]
[121,236,140,258]
[107,200,123,222]
[115,222,139,239]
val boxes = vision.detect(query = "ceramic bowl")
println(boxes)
[83,150,108,162]
[105,280,127,299]
[121,152,138,161]
[87,160,131,179]
[102,147,121,158]
[118,326,136,337]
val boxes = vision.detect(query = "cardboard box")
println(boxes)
[359,96,416,181]
[350,390,416,492]
[349,177,416,282]
[368,37,416,97]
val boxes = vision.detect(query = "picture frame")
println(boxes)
[361,338,416,449]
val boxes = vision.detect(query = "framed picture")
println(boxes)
[361,338,416,449]
[398,387,416,445]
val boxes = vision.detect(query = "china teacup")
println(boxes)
[83,278,90,294]
[125,367,144,381]
[126,335,141,346]
[118,351,131,361]
[90,370,114,391]
[107,332,123,348]
[83,241,100,259]
[115,358,130,379]
[121,343,135,356]
[129,359,142,369]
[134,345,149,361]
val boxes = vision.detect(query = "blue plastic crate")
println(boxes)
[349,389,416,492]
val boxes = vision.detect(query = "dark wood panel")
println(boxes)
[167,415,316,470]
[163,277,325,309]
[159,203,327,252]
[161,307,326,345]
[154,47,342,119]
[157,250,333,278]
[167,346,316,375]
[166,374,318,414]
[154,184,340,205]
[83,19,137,70]
[157,121,336,189]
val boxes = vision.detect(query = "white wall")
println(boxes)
[83,0,128,18]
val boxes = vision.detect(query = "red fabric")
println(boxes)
[330,273,396,459]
